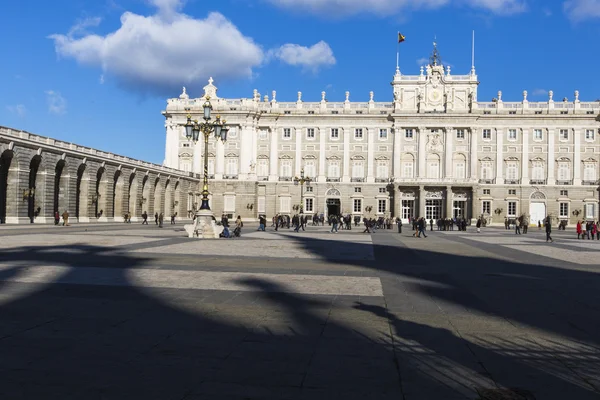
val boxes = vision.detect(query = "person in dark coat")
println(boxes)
[545,217,553,243]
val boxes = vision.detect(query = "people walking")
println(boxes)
[158,212,164,228]
[62,210,70,226]
[154,212,159,225]
[396,217,402,233]
[142,211,148,224]
[476,217,481,233]
[417,217,427,238]
[545,217,553,243]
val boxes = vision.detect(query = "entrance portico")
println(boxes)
[397,185,476,222]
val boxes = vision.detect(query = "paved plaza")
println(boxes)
[0,222,599,399]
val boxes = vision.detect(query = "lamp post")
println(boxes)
[293,168,312,215]
[182,96,229,238]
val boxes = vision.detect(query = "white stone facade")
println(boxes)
[162,54,600,225]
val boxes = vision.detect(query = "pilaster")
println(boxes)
[295,127,302,176]
[445,127,453,178]
[418,127,426,179]
[367,128,375,183]
[446,186,452,218]
[343,127,350,182]
[470,127,478,179]
[269,126,279,181]
[192,140,202,174]
[318,127,326,182]
[418,185,425,218]
[239,124,253,178]
[392,125,401,178]
[495,128,504,184]
[547,129,555,184]
[521,128,529,184]
[573,128,582,185]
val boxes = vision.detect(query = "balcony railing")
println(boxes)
[326,177,341,182]
[351,177,365,182]
[279,176,292,181]
[582,180,598,185]
[529,179,547,185]
[478,179,495,184]
[258,176,268,181]
[223,175,238,180]
[208,174,215,179]
[557,180,572,185]
[374,178,389,183]
[505,179,520,185]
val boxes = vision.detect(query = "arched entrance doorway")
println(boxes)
[28,155,42,223]
[325,188,341,218]
[0,150,15,224]
[529,191,547,226]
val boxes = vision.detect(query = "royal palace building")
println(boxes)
[163,46,600,225]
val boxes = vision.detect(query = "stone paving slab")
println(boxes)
[503,245,599,265]
[0,234,163,249]
[0,264,383,296]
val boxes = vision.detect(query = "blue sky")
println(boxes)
[1,0,599,164]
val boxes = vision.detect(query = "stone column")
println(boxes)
[295,127,302,176]
[495,128,504,184]
[470,188,478,221]
[318,127,326,182]
[239,124,253,178]
[470,127,478,179]
[164,121,180,169]
[547,129,555,185]
[521,128,529,185]
[446,186,452,218]
[393,125,401,178]
[192,140,202,174]
[445,127,453,178]
[419,185,426,218]
[215,140,225,179]
[343,128,350,182]
[269,126,279,181]
[573,128,581,185]
[418,127,427,179]
[367,128,375,183]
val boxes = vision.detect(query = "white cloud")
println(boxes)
[564,0,600,21]
[532,88,548,96]
[265,0,526,16]
[99,74,105,84]
[269,41,335,72]
[48,0,265,95]
[416,57,429,66]
[7,104,26,117]
[68,16,102,36]
[45,91,67,115]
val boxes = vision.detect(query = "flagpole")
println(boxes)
[396,31,400,74]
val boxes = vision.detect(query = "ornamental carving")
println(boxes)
[400,191,416,198]
[326,188,341,197]
[426,133,444,153]
[426,190,443,199]
[453,192,468,199]
[530,191,546,200]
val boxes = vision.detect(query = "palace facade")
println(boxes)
[163,48,600,224]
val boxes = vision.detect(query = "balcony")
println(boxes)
[478,179,495,184]
[258,176,268,181]
[351,177,365,182]
[326,177,341,182]
[208,174,215,179]
[279,176,292,182]
[557,180,572,185]
[529,179,547,185]
[375,178,389,183]
[223,175,238,180]
[505,179,520,185]
[582,180,598,185]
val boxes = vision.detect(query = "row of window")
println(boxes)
[269,197,387,214]
[480,162,597,181]
[481,201,596,219]
[254,128,598,142]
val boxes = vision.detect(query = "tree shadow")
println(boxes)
[0,231,598,399]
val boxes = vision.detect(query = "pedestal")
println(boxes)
[184,210,223,239]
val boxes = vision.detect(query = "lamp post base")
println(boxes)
[184,209,223,239]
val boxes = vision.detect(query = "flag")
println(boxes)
[398,33,406,43]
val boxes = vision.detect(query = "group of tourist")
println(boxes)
[219,213,243,238]
[576,220,600,240]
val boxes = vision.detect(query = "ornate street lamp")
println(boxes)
[184,96,228,211]
[293,168,312,215]
[182,96,229,238]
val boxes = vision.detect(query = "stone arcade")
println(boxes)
[0,127,200,224]
[163,45,600,225]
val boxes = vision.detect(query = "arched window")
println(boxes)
[352,160,364,178]
[453,154,466,179]
[401,154,414,178]
[584,163,597,181]
[304,160,316,178]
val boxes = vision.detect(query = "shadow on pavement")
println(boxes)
[0,230,598,399]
